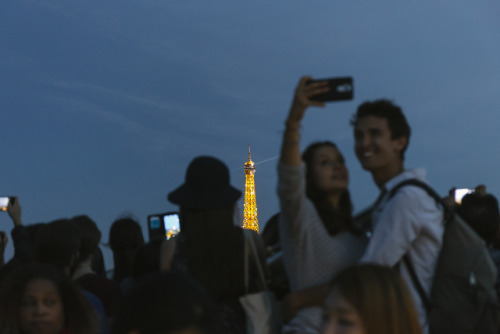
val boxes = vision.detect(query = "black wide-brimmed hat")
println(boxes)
[168,156,242,209]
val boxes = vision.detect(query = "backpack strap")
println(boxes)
[388,179,451,216]
[403,254,432,313]
[388,179,448,315]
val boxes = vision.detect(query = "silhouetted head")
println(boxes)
[112,271,221,334]
[34,219,81,274]
[457,192,500,244]
[108,217,144,252]
[168,156,241,210]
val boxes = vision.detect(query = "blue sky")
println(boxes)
[2,1,500,268]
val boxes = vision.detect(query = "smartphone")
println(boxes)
[455,188,474,204]
[0,197,10,211]
[307,77,354,102]
[147,212,180,241]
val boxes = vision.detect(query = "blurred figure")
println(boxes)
[261,212,290,301]
[131,239,163,282]
[0,197,45,282]
[456,192,500,245]
[322,264,421,334]
[455,189,500,302]
[278,77,367,332]
[0,262,99,334]
[72,215,123,318]
[162,156,264,334]
[107,216,144,292]
[112,271,221,334]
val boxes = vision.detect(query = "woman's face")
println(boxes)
[311,145,349,194]
[322,288,365,334]
[19,278,65,334]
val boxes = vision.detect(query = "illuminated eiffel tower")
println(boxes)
[242,145,259,233]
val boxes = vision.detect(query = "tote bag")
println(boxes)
[239,229,282,334]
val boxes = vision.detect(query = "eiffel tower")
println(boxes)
[242,145,259,233]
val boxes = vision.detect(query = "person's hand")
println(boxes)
[7,197,22,226]
[0,231,8,254]
[286,76,329,126]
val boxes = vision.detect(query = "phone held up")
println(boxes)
[0,197,12,211]
[454,188,474,205]
[307,77,354,102]
[147,212,180,241]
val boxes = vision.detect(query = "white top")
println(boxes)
[278,162,367,334]
[361,169,444,333]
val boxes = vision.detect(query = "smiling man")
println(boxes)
[351,99,444,333]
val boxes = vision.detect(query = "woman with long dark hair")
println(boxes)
[160,156,264,334]
[0,263,99,334]
[278,77,368,333]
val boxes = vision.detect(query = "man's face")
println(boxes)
[353,115,406,173]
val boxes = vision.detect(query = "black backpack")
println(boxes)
[389,179,500,334]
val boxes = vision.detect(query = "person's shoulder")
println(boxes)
[390,183,440,210]
[386,169,436,201]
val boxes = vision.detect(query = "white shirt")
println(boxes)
[361,169,444,333]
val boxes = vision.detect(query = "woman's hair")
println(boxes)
[108,217,145,282]
[180,205,244,302]
[112,271,220,334]
[302,141,355,235]
[326,264,421,334]
[72,215,102,265]
[0,263,99,334]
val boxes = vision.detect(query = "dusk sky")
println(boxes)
[2,1,500,268]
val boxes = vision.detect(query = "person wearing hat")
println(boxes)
[160,156,264,334]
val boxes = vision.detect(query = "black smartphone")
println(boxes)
[307,77,354,102]
[147,212,180,241]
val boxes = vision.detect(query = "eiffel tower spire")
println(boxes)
[242,145,259,232]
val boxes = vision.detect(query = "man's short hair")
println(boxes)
[351,99,411,160]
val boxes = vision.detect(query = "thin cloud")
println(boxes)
[47,95,170,152]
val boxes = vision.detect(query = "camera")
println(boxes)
[0,197,10,211]
[147,212,180,241]
[455,188,474,205]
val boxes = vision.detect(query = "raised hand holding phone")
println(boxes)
[306,77,354,102]
[287,76,329,124]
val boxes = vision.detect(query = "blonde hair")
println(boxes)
[325,264,421,334]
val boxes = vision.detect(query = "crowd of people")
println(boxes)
[1,76,500,334]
